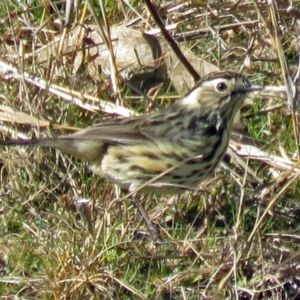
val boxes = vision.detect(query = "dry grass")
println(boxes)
[0,1,300,299]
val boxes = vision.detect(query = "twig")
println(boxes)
[0,59,133,118]
[144,0,200,82]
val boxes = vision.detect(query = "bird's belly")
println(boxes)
[91,139,227,193]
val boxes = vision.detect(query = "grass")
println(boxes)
[0,1,300,299]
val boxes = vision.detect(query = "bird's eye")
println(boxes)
[216,81,228,92]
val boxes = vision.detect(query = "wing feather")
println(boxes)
[62,115,149,145]
[61,103,184,145]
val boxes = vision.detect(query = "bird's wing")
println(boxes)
[61,105,181,145]
[63,115,151,145]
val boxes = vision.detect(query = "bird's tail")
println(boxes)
[0,138,57,148]
[0,138,105,162]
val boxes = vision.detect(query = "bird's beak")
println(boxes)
[247,85,263,92]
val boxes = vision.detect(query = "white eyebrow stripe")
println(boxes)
[202,78,230,86]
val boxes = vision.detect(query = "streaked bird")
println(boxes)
[0,71,261,238]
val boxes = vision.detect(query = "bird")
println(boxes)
[0,71,261,238]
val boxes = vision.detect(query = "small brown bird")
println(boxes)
[0,71,261,237]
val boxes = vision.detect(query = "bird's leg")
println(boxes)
[130,194,160,240]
